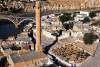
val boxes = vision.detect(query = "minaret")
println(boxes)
[35,0,42,52]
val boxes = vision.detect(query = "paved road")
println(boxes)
[81,42,100,67]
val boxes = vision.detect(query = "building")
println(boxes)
[0,47,48,67]
[74,11,90,21]
[9,51,48,67]
[0,1,49,67]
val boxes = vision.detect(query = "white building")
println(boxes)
[74,11,90,21]
[80,11,90,16]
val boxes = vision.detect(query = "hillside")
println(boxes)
[46,0,100,9]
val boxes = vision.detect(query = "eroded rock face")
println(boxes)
[9,0,100,13]
[46,0,100,10]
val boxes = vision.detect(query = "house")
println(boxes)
[9,51,48,67]
[80,11,90,16]
[0,46,49,67]
[0,50,48,67]
[74,11,90,21]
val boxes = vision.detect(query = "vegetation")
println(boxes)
[77,50,90,58]
[10,45,21,50]
[83,17,90,23]
[83,33,98,45]
[51,30,62,37]
[59,13,74,30]
[63,21,74,31]
[59,13,72,23]
[0,57,8,67]
[89,12,96,18]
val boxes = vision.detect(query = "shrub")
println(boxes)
[89,12,96,18]
[83,17,90,23]
[83,33,98,45]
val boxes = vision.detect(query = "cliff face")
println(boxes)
[46,0,100,10]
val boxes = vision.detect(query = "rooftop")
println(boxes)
[10,51,47,63]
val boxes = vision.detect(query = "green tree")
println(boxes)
[51,30,62,37]
[0,57,8,67]
[59,13,72,23]
[83,17,90,23]
[63,21,74,31]
[89,12,96,18]
[83,33,98,45]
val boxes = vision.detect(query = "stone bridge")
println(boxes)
[0,16,35,27]
[1,6,100,28]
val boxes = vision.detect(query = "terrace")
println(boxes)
[52,44,90,64]
[49,36,98,66]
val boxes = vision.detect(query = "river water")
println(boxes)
[0,19,17,39]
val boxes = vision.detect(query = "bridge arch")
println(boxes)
[0,18,17,40]
[0,17,16,25]
[19,18,34,24]
[18,18,35,29]
[19,18,36,45]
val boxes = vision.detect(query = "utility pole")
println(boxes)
[35,0,42,52]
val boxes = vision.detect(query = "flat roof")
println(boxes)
[10,51,47,63]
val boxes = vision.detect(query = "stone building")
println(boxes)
[9,51,48,67]
[0,47,48,67]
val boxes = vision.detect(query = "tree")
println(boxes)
[59,13,72,23]
[10,45,21,50]
[0,57,8,67]
[63,23,70,31]
[51,30,62,37]
[89,12,96,18]
[83,17,90,23]
[63,21,74,31]
[0,0,5,3]
[83,33,98,45]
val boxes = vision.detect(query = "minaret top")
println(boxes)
[36,0,41,8]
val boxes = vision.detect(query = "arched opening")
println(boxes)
[18,19,35,32]
[0,19,17,40]
[18,19,36,47]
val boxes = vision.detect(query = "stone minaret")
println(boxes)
[35,0,42,52]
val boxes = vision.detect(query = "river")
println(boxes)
[0,19,17,40]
